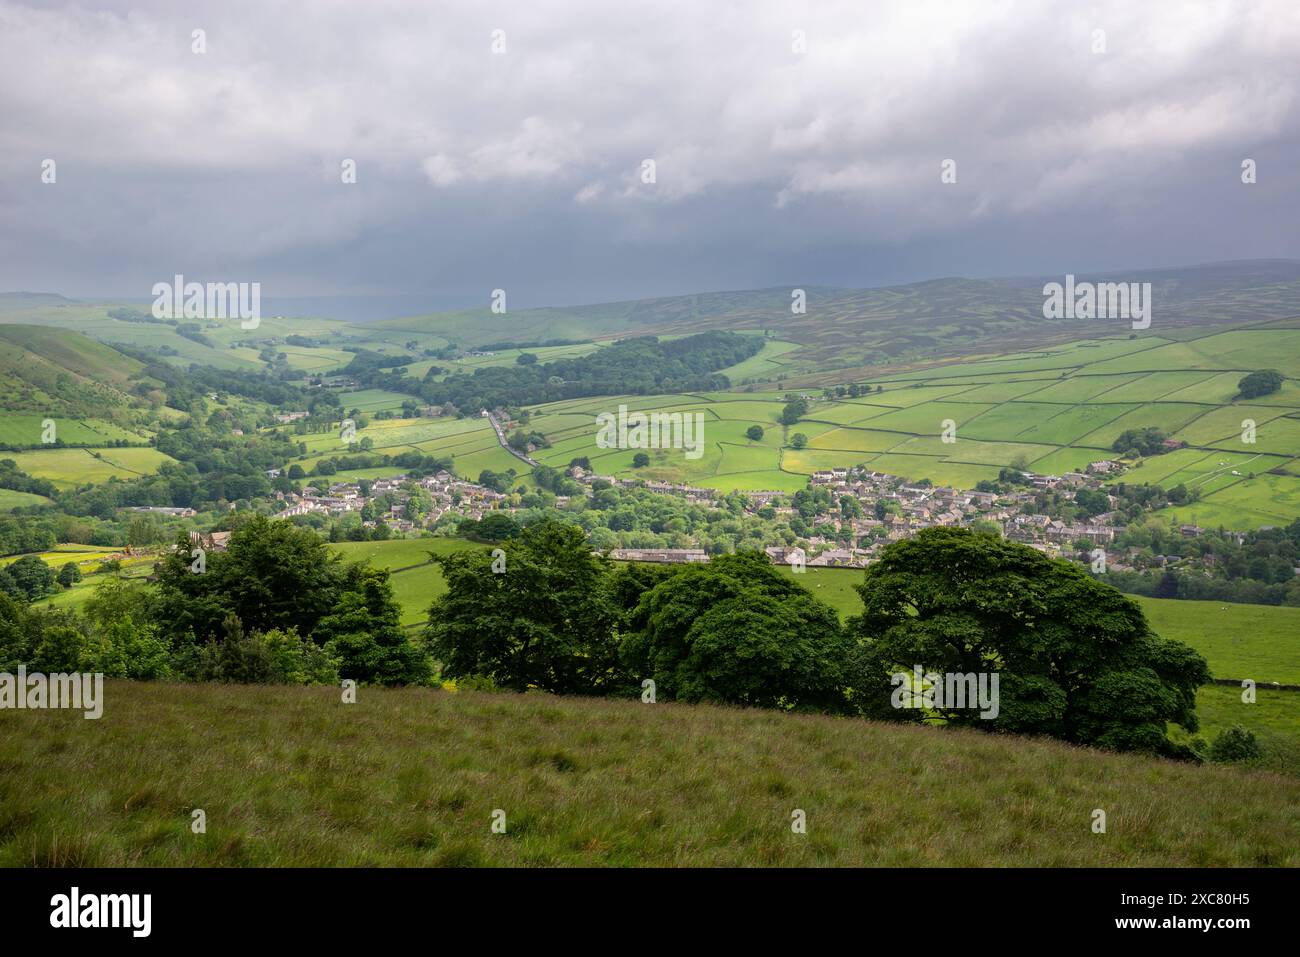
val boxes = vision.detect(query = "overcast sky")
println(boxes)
[2,0,1298,313]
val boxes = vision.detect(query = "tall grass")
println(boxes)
[1,681,1295,867]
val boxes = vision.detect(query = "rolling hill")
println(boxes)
[6,260,1300,388]
[358,260,1300,376]
[0,324,147,419]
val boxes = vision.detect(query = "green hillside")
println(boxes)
[309,538,1300,777]
[0,325,146,417]
[0,300,357,376]
[0,680,1293,866]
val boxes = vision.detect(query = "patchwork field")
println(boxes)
[338,389,415,415]
[314,324,1297,527]
[228,321,1300,527]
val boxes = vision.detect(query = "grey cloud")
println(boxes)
[1,0,1298,305]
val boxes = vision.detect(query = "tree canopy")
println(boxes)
[621,551,851,711]
[415,331,762,412]
[846,527,1209,757]
[425,519,622,694]
[1237,369,1283,399]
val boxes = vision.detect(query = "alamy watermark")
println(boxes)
[0,666,103,719]
[50,887,150,937]
[595,404,705,460]
[1042,274,1151,330]
[891,665,1000,719]
[151,274,261,329]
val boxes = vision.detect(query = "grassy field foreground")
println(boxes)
[1,681,1296,867]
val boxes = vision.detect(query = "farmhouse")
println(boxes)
[188,530,232,551]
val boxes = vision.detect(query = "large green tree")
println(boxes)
[1237,369,1283,399]
[152,515,353,644]
[2,555,57,601]
[0,591,40,670]
[846,527,1209,758]
[314,565,431,685]
[621,551,851,711]
[425,520,621,694]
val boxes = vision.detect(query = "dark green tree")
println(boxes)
[0,591,40,670]
[1236,370,1283,399]
[57,562,82,587]
[32,625,85,672]
[152,515,357,645]
[466,512,521,542]
[779,398,808,425]
[425,520,621,694]
[4,555,57,601]
[315,565,431,685]
[621,551,851,711]
[846,527,1209,758]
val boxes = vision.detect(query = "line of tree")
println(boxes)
[1,515,1232,761]
[413,331,764,412]
[425,522,1211,761]
[0,516,429,686]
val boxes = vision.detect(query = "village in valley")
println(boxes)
[130,447,1227,575]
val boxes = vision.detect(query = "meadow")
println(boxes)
[4,447,176,488]
[0,489,49,509]
[329,537,479,626]
[337,388,415,415]
[0,414,146,448]
[0,679,1294,867]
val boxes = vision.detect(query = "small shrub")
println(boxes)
[1208,725,1261,763]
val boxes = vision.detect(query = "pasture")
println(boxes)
[5,447,175,488]
[1,680,1294,866]
[0,415,146,448]
[0,489,49,509]
[338,389,414,415]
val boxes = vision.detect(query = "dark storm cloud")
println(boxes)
[1,0,1298,310]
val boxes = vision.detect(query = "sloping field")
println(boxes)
[0,414,146,447]
[0,680,1294,866]
[6,447,175,488]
